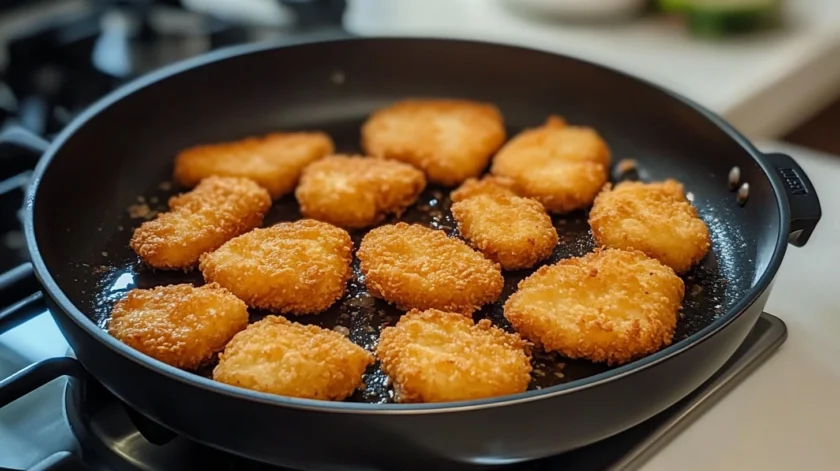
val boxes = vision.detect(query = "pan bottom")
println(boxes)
[88,179,732,404]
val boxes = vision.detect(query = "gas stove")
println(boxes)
[0,1,789,469]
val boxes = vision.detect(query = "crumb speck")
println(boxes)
[128,203,152,219]
[330,69,346,84]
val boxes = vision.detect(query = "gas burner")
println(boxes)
[8,313,781,471]
[0,0,348,136]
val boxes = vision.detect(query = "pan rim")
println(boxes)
[23,35,789,414]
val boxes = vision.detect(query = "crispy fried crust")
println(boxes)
[450,175,519,203]
[174,132,334,199]
[491,115,610,213]
[213,315,374,400]
[108,283,248,370]
[451,178,557,271]
[199,220,353,315]
[361,99,507,186]
[357,223,503,314]
[377,309,532,403]
[130,176,271,270]
[295,155,426,229]
[589,179,711,273]
[504,249,684,365]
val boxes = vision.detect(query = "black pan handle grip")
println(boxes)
[0,357,83,408]
[762,152,822,247]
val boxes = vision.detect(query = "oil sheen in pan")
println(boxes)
[90,177,735,405]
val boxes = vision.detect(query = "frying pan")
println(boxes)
[0,36,821,469]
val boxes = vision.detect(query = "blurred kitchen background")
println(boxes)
[0,0,839,154]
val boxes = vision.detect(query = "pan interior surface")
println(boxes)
[30,38,781,404]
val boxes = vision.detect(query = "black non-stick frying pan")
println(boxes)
[0,36,821,469]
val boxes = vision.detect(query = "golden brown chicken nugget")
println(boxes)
[504,249,684,366]
[451,178,557,271]
[130,176,271,270]
[491,115,611,213]
[589,179,711,273]
[361,99,506,186]
[295,155,426,229]
[174,132,334,199]
[199,220,353,315]
[213,315,373,400]
[108,283,248,370]
[377,309,532,403]
[357,223,503,315]
[449,175,519,203]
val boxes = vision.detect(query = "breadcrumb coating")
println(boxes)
[362,99,506,186]
[295,155,426,228]
[108,283,248,369]
[504,249,684,365]
[491,115,610,213]
[130,176,270,270]
[200,220,353,315]
[589,179,711,273]
[214,315,373,400]
[377,309,532,403]
[357,223,503,315]
[174,132,334,199]
[451,178,557,270]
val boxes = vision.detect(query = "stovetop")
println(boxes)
[0,2,789,469]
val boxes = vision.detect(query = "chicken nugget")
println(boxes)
[491,115,611,213]
[213,315,373,400]
[357,223,503,315]
[130,176,271,270]
[451,178,557,271]
[361,99,506,186]
[199,220,353,315]
[589,179,711,273]
[377,309,532,403]
[449,175,519,202]
[174,132,334,199]
[108,283,248,370]
[504,248,684,365]
[295,155,426,229]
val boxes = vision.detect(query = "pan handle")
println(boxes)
[762,152,822,247]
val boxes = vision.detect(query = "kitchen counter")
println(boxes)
[345,0,840,139]
[644,141,840,471]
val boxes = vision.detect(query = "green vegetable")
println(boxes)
[657,0,691,13]
[661,0,784,37]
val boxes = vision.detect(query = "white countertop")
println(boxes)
[642,141,840,471]
[345,0,840,139]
